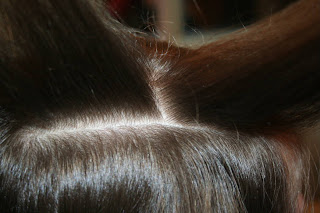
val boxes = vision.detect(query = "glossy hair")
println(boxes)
[0,0,319,212]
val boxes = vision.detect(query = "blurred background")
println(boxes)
[107,0,297,43]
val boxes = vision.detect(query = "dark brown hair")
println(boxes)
[0,0,319,212]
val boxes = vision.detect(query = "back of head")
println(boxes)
[0,0,319,212]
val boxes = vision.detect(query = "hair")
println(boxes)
[0,0,319,212]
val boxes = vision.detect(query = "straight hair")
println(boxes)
[0,0,319,212]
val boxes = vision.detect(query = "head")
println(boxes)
[0,0,319,212]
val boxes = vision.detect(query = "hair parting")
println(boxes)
[0,0,319,212]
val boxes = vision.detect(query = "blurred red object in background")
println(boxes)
[108,0,134,17]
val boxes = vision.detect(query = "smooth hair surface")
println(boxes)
[0,0,319,212]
